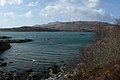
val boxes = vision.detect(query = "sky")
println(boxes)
[0,0,119,28]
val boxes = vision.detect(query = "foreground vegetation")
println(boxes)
[68,25,120,80]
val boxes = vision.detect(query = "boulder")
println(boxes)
[0,42,11,51]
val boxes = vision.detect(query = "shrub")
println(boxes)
[71,25,120,80]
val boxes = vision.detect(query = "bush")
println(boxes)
[70,25,120,80]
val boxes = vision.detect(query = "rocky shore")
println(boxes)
[0,61,86,80]
[0,62,67,80]
[0,35,33,51]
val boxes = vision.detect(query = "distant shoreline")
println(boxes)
[0,21,114,32]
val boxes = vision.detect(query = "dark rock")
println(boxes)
[60,61,64,63]
[5,76,13,80]
[25,69,33,73]
[0,39,33,43]
[41,71,50,79]
[0,42,11,51]
[0,58,4,61]
[0,71,4,74]
[29,72,37,78]
[80,33,85,35]
[0,36,12,39]
[48,63,60,74]
[52,63,60,74]
[42,71,47,74]
[0,62,7,67]
[9,62,13,64]
[10,70,16,73]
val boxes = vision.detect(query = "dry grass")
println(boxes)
[68,25,120,80]
[82,28,120,68]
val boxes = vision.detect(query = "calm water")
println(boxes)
[0,32,94,72]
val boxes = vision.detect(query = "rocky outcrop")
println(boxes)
[0,42,11,51]
[0,39,33,43]
[0,35,33,51]
[0,36,12,39]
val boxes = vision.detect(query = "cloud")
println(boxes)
[3,11,16,18]
[0,11,16,19]
[0,10,34,19]
[39,0,114,22]
[0,0,22,6]
[27,1,38,7]
[21,10,34,18]
[85,0,100,9]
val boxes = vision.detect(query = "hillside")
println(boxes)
[0,26,60,32]
[0,21,114,32]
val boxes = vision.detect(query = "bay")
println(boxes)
[0,32,94,72]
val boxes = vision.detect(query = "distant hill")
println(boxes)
[0,26,60,32]
[0,21,114,32]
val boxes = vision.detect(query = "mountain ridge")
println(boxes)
[0,21,114,32]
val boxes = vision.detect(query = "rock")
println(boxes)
[5,76,13,80]
[41,70,50,79]
[13,73,17,77]
[60,66,66,73]
[0,39,33,43]
[60,61,64,63]
[9,62,13,64]
[8,62,14,66]
[50,63,60,74]
[25,69,33,73]
[0,58,4,61]
[0,62,7,67]
[0,71,4,74]
[0,42,11,51]
[41,63,61,79]
[0,36,12,39]
[29,72,37,78]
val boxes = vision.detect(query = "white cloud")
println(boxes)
[22,10,34,18]
[85,0,100,9]
[27,1,38,7]
[0,10,34,19]
[3,11,16,18]
[0,11,16,19]
[0,0,5,6]
[39,0,114,22]
[0,0,22,6]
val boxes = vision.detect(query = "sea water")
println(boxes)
[0,32,94,72]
